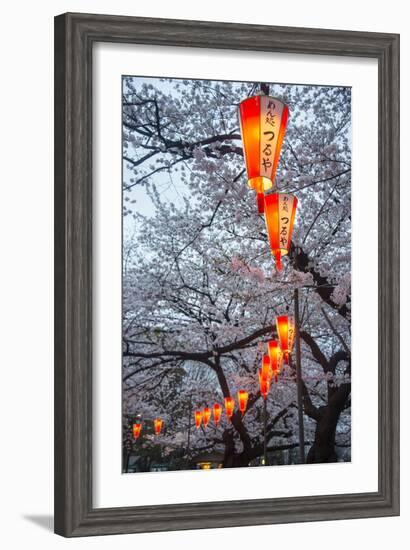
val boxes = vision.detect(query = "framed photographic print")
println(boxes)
[54,13,400,537]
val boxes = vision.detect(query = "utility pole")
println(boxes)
[186,393,193,468]
[294,288,306,463]
[263,397,267,465]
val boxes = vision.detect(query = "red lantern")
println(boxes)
[194,410,202,429]
[261,354,272,380]
[276,315,296,363]
[237,390,249,415]
[264,193,298,270]
[268,340,283,382]
[154,418,163,435]
[213,403,222,425]
[224,396,235,419]
[258,370,271,399]
[202,407,211,427]
[132,422,142,440]
[238,95,289,213]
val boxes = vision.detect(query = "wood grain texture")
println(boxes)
[54,12,400,537]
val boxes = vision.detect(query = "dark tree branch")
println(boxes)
[289,244,351,318]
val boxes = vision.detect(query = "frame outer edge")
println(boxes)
[55,12,94,536]
[379,35,400,515]
[54,12,400,537]
[379,32,400,515]
[54,13,70,536]
[392,33,400,516]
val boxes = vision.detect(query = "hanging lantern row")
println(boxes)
[259,315,296,391]
[238,94,298,272]
[258,333,289,399]
[132,317,294,440]
[131,418,163,440]
[132,318,294,440]
[195,403,222,429]
[238,95,289,213]
[131,97,300,453]
[195,391,249,429]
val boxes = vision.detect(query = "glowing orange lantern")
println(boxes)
[261,354,272,380]
[194,410,202,429]
[224,396,235,419]
[258,370,271,399]
[237,390,249,415]
[264,193,298,270]
[276,315,296,363]
[268,340,283,382]
[202,407,211,427]
[213,403,222,425]
[154,418,163,435]
[132,422,142,440]
[238,95,289,213]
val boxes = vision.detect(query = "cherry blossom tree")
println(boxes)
[122,76,351,470]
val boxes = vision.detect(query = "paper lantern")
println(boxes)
[264,193,298,270]
[154,418,163,435]
[276,315,296,363]
[132,422,142,440]
[258,370,271,399]
[261,354,272,380]
[237,390,249,415]
[238,95,289,213]
[268,340,283,382]
[194,410,202,429]
[213,403,222,425]
[224,396,235,419]
[202,407,211,427]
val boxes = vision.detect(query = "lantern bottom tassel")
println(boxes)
[256,192,265,213]
[274,250,282,271]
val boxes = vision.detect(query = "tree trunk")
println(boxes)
[307,383,351,463]
[222,429,251,467]
[306,409,339,463]
[123,451,130,472]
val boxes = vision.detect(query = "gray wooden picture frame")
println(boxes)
[54,12,400,537]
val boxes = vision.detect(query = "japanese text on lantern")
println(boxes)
[260,97,283,179]
[279,194,291,249]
